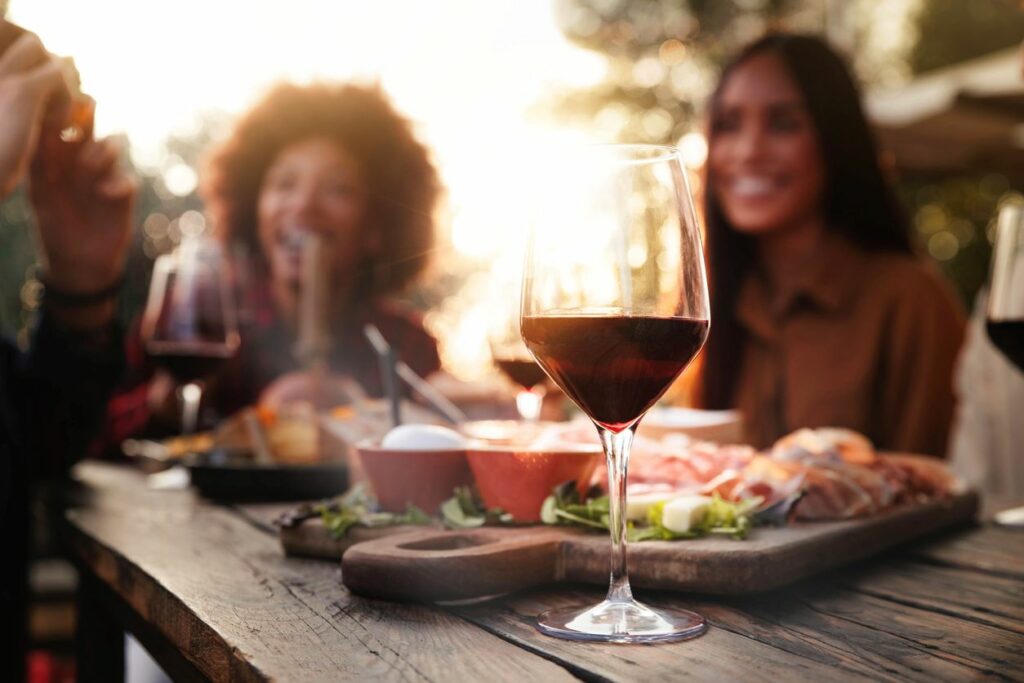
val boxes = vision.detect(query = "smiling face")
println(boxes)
[257,137,371,292]
[708,52,826,237]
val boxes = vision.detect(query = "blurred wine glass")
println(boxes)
[987,204,1024,372]
[142,235,240,434]
[521,144,710,643]
[489,313,547,421]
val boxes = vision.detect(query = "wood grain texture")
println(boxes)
[339,493,978,601]
[66,463,575,682]
[904,525,1024,579]
[691,585,1024,681]
[834,559,1024,635]
[455,586,870,683]
[342,527,566,602]
[457,567,1024,683]
[282,519,435,560]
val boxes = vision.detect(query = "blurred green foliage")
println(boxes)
[910,0,1024,74]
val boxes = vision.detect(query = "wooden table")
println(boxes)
[65,462,1024,682]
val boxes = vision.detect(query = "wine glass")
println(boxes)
[489,312,547,421]
[521,144,710,643]
[142,235,240,434]
[987,204,1024,372]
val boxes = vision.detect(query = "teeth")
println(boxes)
[733,177,774,195]
[278,231,310,249]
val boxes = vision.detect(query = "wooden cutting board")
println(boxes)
[280,519,438,559]
[338,491,978,602]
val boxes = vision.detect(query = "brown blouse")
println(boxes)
[732,236,966,456]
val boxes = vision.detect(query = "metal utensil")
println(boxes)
[364,324,402,427]
[395,362,466,424]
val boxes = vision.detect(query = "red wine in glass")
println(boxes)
[147,341,237,384]
[142,239,239,433]
[522,315,709,432]
[494,356,548,391]
[986,205,1024,373]
[985,320,1024,372]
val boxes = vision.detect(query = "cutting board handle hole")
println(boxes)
[399,534,491,551]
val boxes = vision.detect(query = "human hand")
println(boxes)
[0,30,70,197]
[147,370,179,418]
[30,131,136,296]
[259,371,360,410]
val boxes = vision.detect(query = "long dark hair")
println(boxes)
[699,33,912,409]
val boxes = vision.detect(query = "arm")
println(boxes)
[16,51,136,471]
[880,263,966,457]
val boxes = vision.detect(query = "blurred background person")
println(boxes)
[99,82,442,445]
[696,33,966,457]
[0,22,135,679]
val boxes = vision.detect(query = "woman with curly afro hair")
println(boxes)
[98,82,443,443]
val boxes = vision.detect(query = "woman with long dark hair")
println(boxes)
[698,34,965,456]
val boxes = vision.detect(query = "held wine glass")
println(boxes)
[986,204,1024,372]
[521,144,710,643]
[142,236,241,434]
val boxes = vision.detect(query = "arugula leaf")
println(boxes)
[315,484,433,538]
[541,483,760,542]
[439,486,514,529]
[642,493,761,540]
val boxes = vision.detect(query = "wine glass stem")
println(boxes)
[515,389,544,422]
[598,424,636,604]
[180,382,203,435]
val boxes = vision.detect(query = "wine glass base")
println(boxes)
[536,598,706,644]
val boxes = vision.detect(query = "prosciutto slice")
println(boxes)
[576,425,956,522]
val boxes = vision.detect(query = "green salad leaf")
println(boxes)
[636,493,762,541]
[315,484,433,538]
[439,486,514,528]
[541,482,761,542]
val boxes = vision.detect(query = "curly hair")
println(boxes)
[201,82,441,297]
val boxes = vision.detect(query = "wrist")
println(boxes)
[37,270,124,332]
[45,298,117,334]
[38,266,124,297]
[37,268,124,303]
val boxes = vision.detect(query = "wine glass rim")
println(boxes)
[587,143,680,162]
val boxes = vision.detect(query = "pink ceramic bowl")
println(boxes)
[466,446,602,522]
[356,442,472,513]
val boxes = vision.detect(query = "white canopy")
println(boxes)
[866,47,1024,179]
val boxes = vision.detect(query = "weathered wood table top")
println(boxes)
[65,462,1024,682]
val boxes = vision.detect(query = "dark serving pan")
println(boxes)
[185,449,348,502]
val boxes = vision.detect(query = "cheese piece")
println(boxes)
[626,492,678,521]
[661,495,713,533]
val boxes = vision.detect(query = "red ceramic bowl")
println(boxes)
[457,420,563,446]
[466,446,602,522]
[356,442,473,513]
